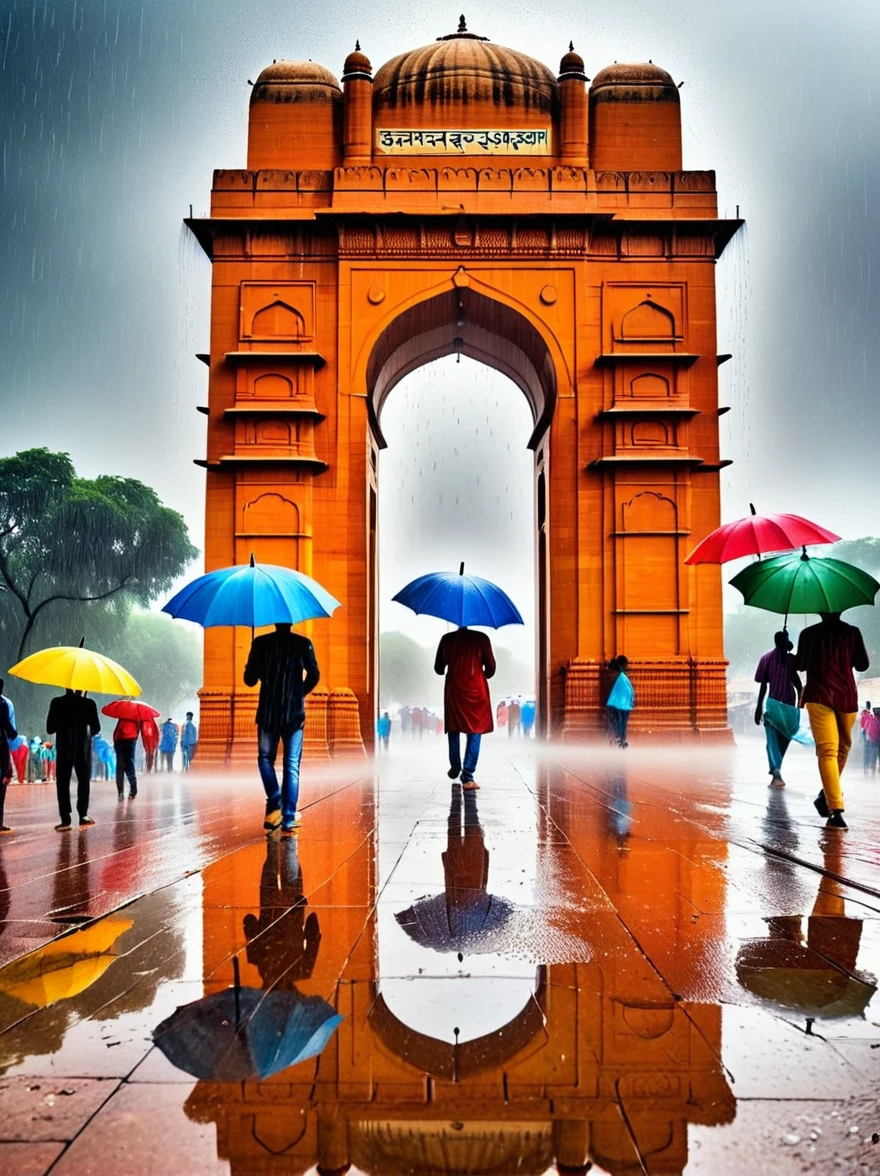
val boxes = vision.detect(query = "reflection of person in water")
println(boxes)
[443,784,490,927]
[243,838,321,988]
[737,832,877,1020]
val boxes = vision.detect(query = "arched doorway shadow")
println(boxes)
[366,286,557,730]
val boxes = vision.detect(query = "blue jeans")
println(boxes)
[258,726,304,824]
[607,707,629,745]
[765,721,791,774]
[447,732,481,782]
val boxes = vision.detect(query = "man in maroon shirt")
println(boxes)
[754,630,802,786]
[796,612,870,828]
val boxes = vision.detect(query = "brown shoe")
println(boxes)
[79,816,95,827]
[55,823,72,832]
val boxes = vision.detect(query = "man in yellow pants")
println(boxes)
[796,612,870,829]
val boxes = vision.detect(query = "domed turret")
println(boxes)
[557,41,588,165]
[247,60,343,171]
[589,61,681,172]
[372,17,557,148]
[342,41,373,163]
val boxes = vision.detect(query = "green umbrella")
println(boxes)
[729,548,879,617]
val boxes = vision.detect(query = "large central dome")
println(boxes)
[373,18,557,113]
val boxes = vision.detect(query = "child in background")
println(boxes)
[606,656,635,748]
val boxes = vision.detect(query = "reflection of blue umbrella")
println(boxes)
[392,563,523,629]
[153,983,342,1081]
[162,553,341,629]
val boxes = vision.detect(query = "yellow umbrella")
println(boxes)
[0,917,134,1008]
[8,643,141,696]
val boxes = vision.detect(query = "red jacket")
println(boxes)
[113,718,141,742]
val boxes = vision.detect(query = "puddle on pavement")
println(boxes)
[0,747,878,1174]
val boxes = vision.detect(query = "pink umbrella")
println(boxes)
[684,505,840,565]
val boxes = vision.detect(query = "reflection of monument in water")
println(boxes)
[186,771,735,1174]
[188,21,741,763]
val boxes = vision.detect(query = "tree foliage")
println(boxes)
[111,612,203,718]
[0,449,197,661]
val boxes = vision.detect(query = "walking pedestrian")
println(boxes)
[496,699,508,732]
[508,697,521,738]
[864,707,880,774]
[434,625,496,790]
[244,622,320,834]
[0,679,17,834]
[158,718,178,772]
[796,611,870,829]
[40,742,56,782]
[112,713,141,800]
[46,689,101,831]
[859,700,874,769]
[9,734,28,783]
[141,716,160,773]
[27,735,42,782]
[606,656,635,747]
[377,711,391,752]
[754,630,803,786]
[521,698,536,739]
[180,712,198,770]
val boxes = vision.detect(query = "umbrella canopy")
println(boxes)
[7,644,141,696]
[730,549,879,616]
[396,891,516,954]
[684,505,840,564]
[736,938,876,1019]
[153,985,342,1081]
[392,564,523,629]
[162,554,341,629]
[0,917,133,1008]
[101,699,160,721]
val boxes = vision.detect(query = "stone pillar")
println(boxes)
[328,687,367,759]
[317,1115,349,1175]
[553,1119,590,1175]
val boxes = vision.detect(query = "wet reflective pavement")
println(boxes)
[0,738,879,1175]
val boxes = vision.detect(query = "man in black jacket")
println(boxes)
[46,689,101,831]
[244,623,320,834]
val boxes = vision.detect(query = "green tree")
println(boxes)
[112,611,203,717]
[0,449,197,661]
[378,630,535,710]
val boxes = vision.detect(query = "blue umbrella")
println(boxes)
[392,563,523,629]
[162,554,341,628]
[153,982,343,1081]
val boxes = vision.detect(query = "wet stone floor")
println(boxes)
[0,736,879,1175]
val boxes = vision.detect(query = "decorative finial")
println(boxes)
[569,40,574,52]
[355,39,360,51]
[458,14,467,33]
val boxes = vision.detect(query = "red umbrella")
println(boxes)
[101,699,160,721]
[684,505,840,565]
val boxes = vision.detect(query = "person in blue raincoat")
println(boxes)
[606,656,635,748]
[159,718,179,771]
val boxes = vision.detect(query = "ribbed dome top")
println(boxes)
[591,61,678,101]
[250,60,342,105]
[342,42,372,80]
[558,42,586,79]
[373,24,557,113]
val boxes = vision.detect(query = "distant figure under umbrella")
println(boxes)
[244,622,320,834]
[796,612,870,830]
[434,627,496,790]
[46,689,101,830]
[606,656,635,748]
[158,718,178,772]
[377,711,391,753]
[141,717,160,773]
[754,630,803,786]
[113,715,141,800]
[180,712,198,770]
[521,698,536,739]
[508,697,521,738]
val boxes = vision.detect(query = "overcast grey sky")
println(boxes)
[1,0,877,630]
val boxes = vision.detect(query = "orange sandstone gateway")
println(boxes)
[187,20,740,762]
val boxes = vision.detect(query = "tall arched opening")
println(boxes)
[366,287,556,731]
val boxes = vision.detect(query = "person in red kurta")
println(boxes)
[434,627,496,789]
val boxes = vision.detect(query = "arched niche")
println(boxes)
[242,492,300,534]
[630,372,671,399]
[630,421,671,447]
[365,288,557,449]
[250,299,305,338]
[621,490,677,532]
[252,372,294,400]
[620,298,676,341]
